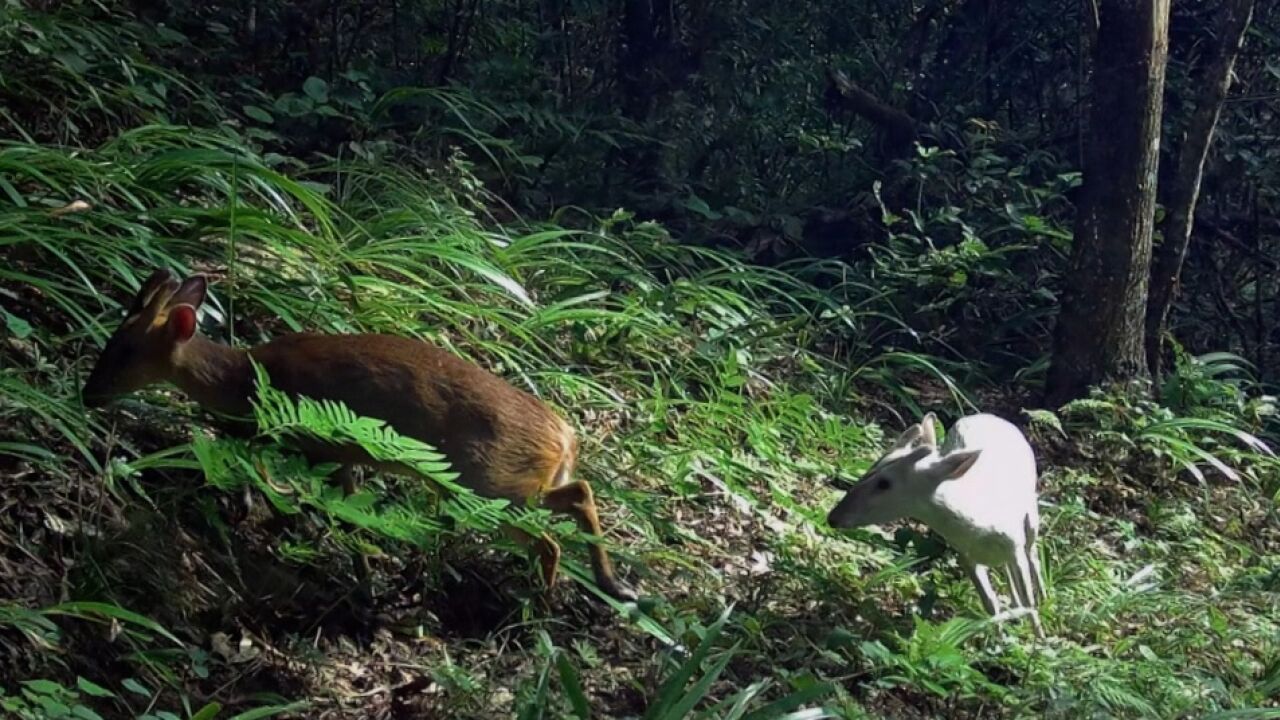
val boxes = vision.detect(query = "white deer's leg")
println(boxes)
[1024,515,1047,603]
[1004,565,1027,607]
[1012,547,1046,638]
[1026,545,1046,604]
[965,562,1000,616]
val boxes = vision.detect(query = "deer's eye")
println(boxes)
[875,478,891,492]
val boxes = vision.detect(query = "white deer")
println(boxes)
[827,412,1047,636]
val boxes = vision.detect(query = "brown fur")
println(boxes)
[82,269,634,601]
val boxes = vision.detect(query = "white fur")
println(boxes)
[827,413,1047,636]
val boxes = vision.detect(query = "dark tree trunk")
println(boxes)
[615,0,675,194]
[618,0,673,122]
[1144,0,1255,378]
[618,0,652,120]
[1045,0,1171,406]
[920,0,991,116]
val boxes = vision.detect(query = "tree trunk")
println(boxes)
[618,0,650,119]
[614,0,675,195]
[1044,0,1171,406]
[1144,0,1255,378]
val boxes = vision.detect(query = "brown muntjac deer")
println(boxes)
[82,268,636,601]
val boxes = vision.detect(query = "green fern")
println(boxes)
[190,362,559,560]
[1023,407,1066,438]
[251,361,553,532]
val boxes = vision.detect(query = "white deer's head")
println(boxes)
[827,414,981,528]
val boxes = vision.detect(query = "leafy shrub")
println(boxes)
[1056,355,1278,486]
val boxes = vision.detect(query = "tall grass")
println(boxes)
[0,122,905,717]
[4,119,1275,717]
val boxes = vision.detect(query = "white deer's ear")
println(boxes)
[900,445,933,467]
[919,412,939,447]
[891,423,923,450]
[929,449,981,481]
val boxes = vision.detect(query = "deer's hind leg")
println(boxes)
[334,465,376,597]
[1009,546,1046,639]
[540,480,636,601]
[501,524,563,593]
[1024,514,1047,603]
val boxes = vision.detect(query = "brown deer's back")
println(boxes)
[249,333,574,500]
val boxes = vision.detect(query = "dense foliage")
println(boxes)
[1,1,1277,718]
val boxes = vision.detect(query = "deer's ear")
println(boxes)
[920,412,939,447]
[130,268,180,315]
[167,304,198,342]
[168,275,208,309]
[901,445,933,466]
[930,449,981,481]
[891,423,923,450]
